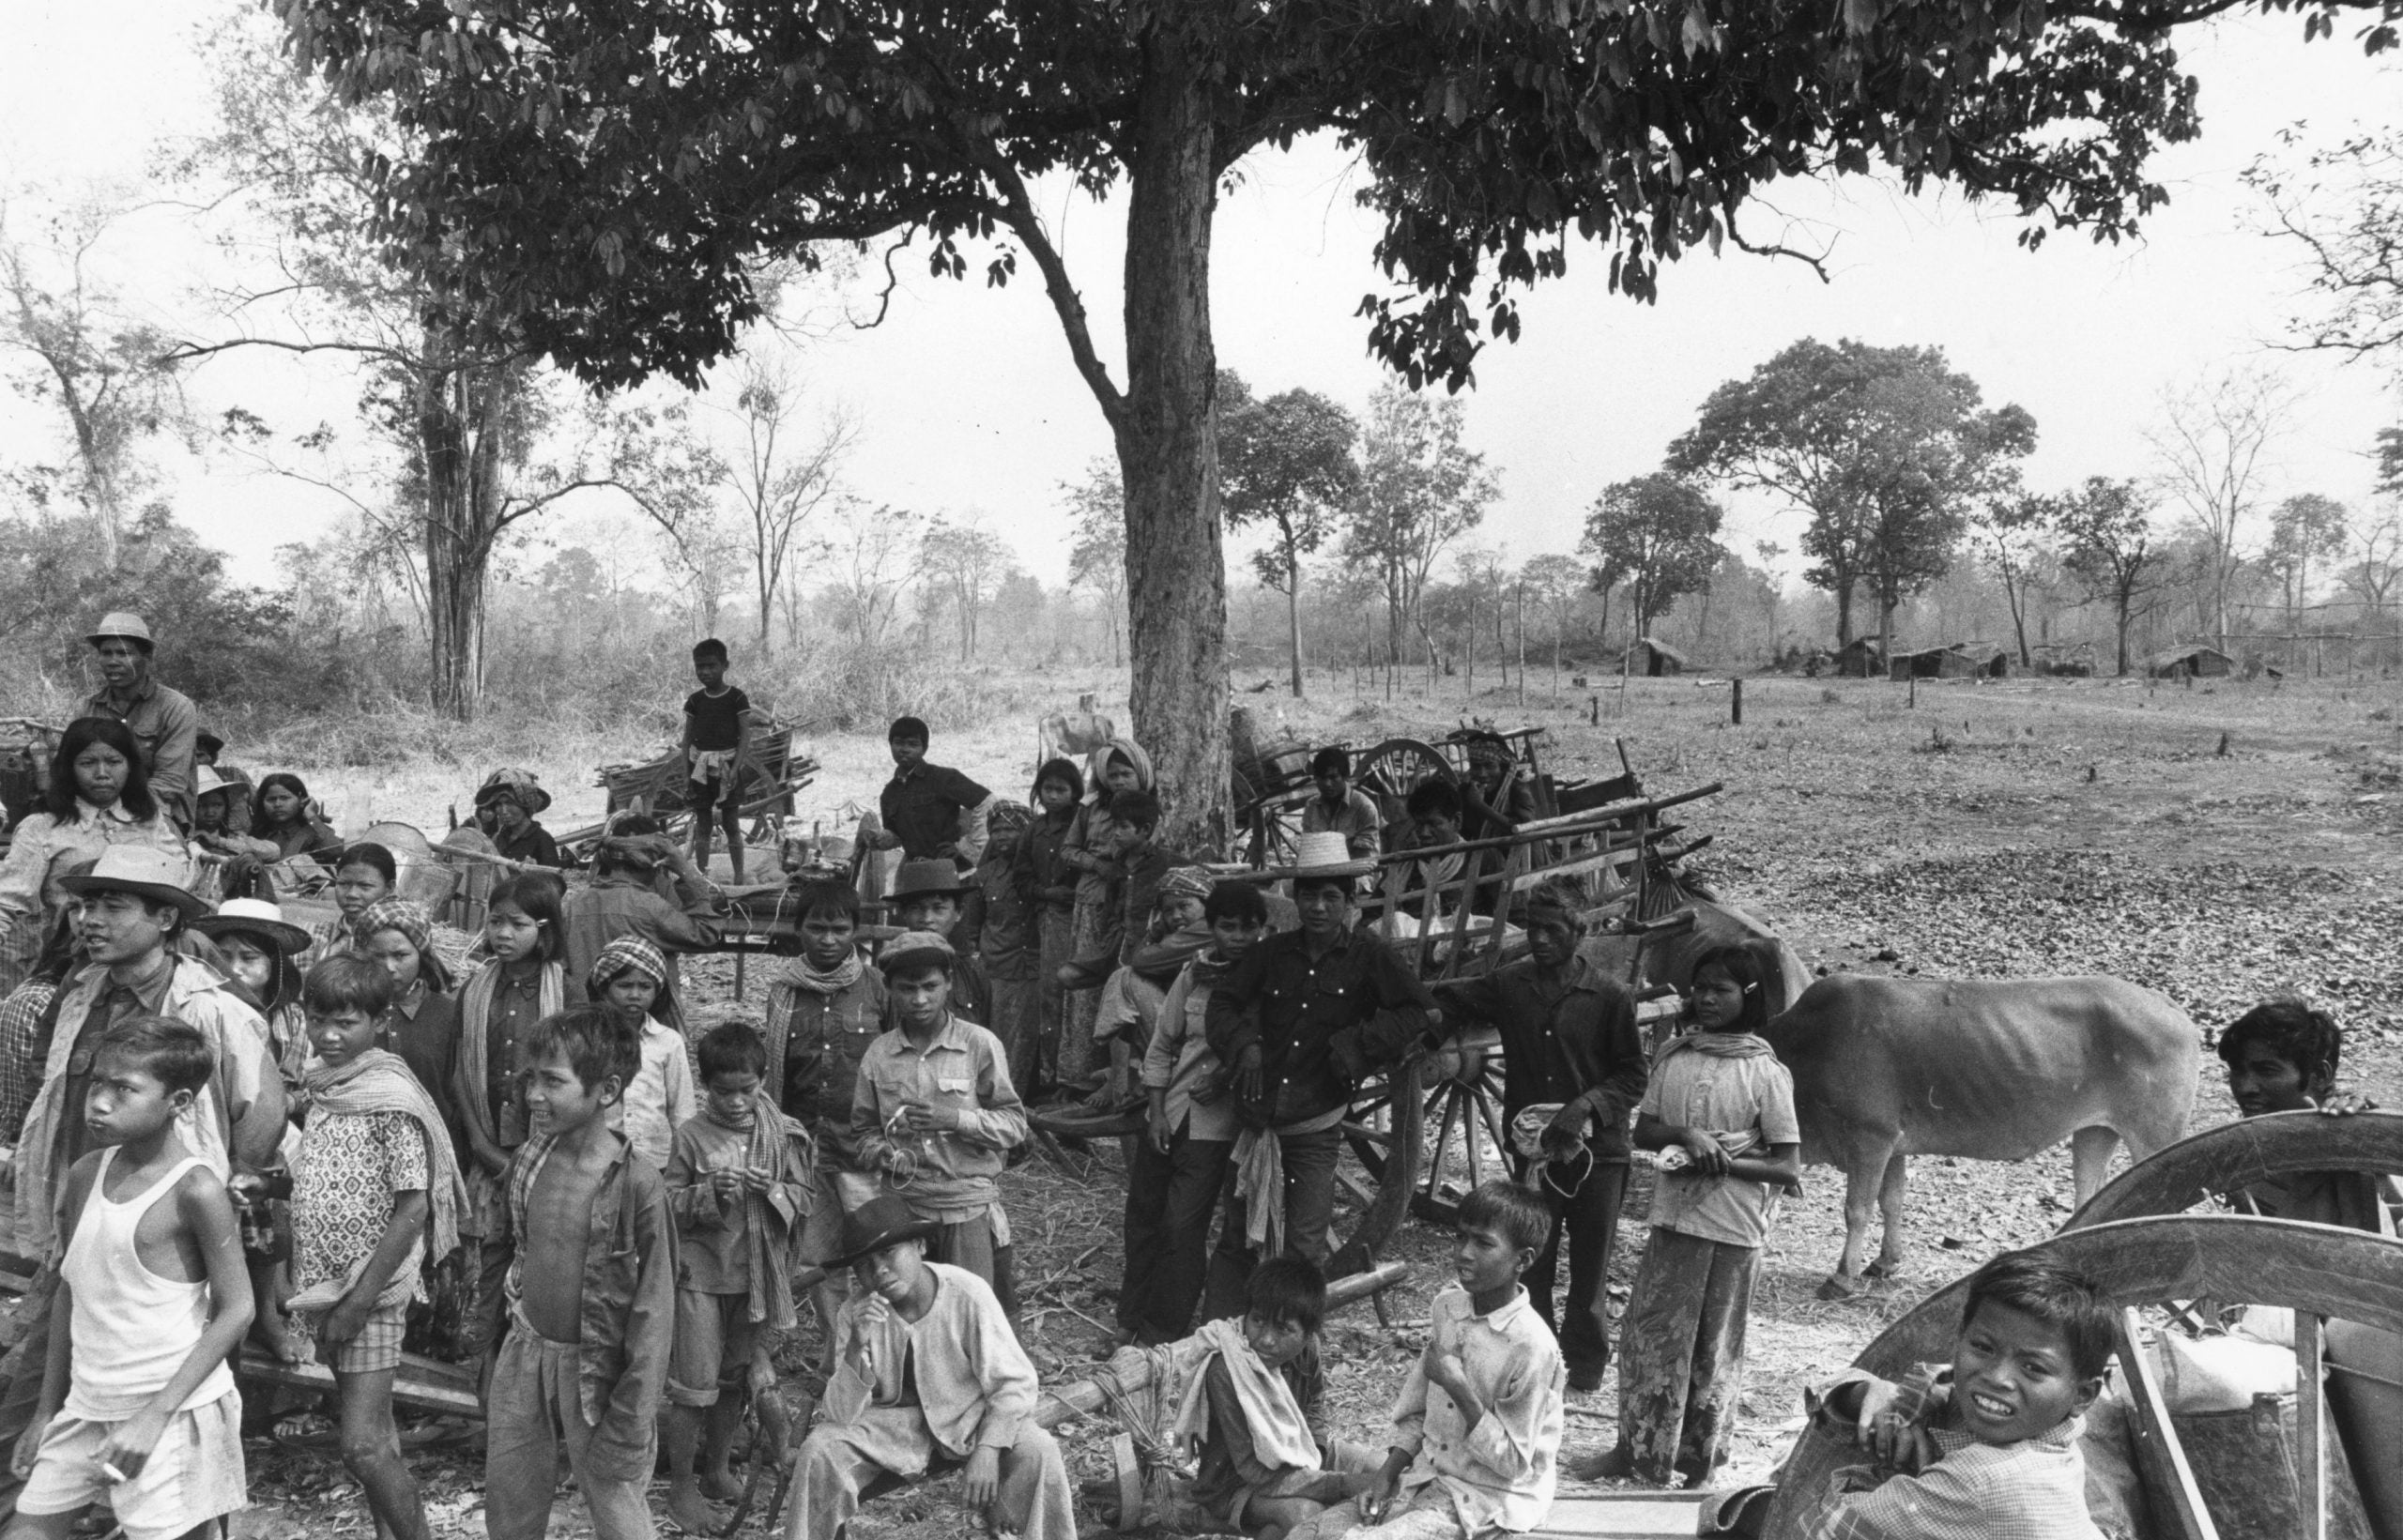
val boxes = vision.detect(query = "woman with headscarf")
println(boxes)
[1054,736,1153,1093]
[0,717,188,995]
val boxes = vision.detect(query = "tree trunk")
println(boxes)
[2114,594,2134,677]
[2005,569,2031,667]
[1116,29,1231,854]
[1833,580,1854,645]
[1285,550,1305,698]
[419,339,495,720]
[755,553,776,662]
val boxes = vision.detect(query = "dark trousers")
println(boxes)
[1202,1125,1340,1322]
[1120,1125,1233,1342]
[1521,1158,1628,1386]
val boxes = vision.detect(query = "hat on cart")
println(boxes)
[1271,831,1377,887]
[191,896,312,955]
[822,1194,944,1271]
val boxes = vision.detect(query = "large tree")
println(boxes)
[276,0,2263,845]
[1667,338,2032,649]
[1579,474,1725,643]
[1218,373,1361,698]
[2264,491,2350,631]
[1968,491,2056,668]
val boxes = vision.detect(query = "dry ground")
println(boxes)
[159,664,2403,1536]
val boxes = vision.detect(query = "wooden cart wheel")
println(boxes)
[1354,738,1454,826]
[1410,1039,1509,1226]
[1326,1056,1429,1278]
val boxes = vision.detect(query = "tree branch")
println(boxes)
[972,149,1126,434]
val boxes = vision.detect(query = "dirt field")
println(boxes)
[175,667,2403,1535]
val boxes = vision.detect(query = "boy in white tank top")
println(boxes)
[10,1016,253,1540]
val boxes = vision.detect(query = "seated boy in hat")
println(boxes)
[886,860,989,1026]
[851,932,1029,1305]
[792,1193,1074,1540]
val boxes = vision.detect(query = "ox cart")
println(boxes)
[1234,725,1657,874]
[580,724,819,864]
[1040,736,1730,1288]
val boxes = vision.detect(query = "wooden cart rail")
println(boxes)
[2068,1110,2403,1233]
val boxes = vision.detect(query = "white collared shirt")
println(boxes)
[1389,1283,1565,1533]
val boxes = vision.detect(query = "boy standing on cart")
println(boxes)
[682,638,759,882]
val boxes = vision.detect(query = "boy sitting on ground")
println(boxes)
[471,1006,675,1540]
[1171,1256,1366,1540]
[789,1194,1074,1540]
[1789,1251,2113,1540]
[11,1018,254,1540]
[1287,1180,1564,1540]
[663,1022,817,1532]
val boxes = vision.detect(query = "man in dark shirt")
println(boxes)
[1202,858,1434,1319]
[1432,879,1645,1390]
[868,715,993,870]
[83,611,200,829]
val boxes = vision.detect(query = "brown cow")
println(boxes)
[1766,974,2198,1295]
[1579,898,1814,1016]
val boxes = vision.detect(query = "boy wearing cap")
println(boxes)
[82,613,200,831]
[851,933,1029,1303]
[1431,878,1645,1393]
[886,861,990,1027]
[792,1193,1074,1540]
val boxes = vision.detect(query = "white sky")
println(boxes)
[3,2,2398,590]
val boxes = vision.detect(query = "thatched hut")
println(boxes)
[2147,644,2235,680]
[1831,636,1883,678]
[1629,636,1688,677]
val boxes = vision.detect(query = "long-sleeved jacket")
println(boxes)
[471,1131,677,1463]
[823,1262,1033,1454]
[1204,925,1435,1125]
[1432,955,1646,1161]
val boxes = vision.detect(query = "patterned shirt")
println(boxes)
[293,1109,431,1293]
[1638,1037,1799,1248]
[1388,1284,1564,1534]
[0,978,61,1145]
[1798,1368,2103,1540]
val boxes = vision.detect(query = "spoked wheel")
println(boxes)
[1409,1035,1509,1226]
[1327,1057,1428,1277]
[1354,738,1454,826]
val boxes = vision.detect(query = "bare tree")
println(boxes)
[1518,553,1585,687]
[1349,384,1499,673]
[828,500,919,650]
[919,514,1014,662]
[1064,459,1127,666]
[0,197,185,569]
[1968,491,2053,668]
[2148,367,2290,653]
[711,355,853,658]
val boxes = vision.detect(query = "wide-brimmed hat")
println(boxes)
[1271,831,1376,884]
[193,766,237,801]
[886,859,972,904]
[474,770,552,816]
[59,846,205,921]
[876,929,956,977]
[84,612,155,651]
[822,1193,944,1271]
[191,896,312,954]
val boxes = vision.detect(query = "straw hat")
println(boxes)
[1273,831,1376,882]
[191,896,312,955]
[193,765,237,800]
[59,846,206,921]
[84,612,155,651]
